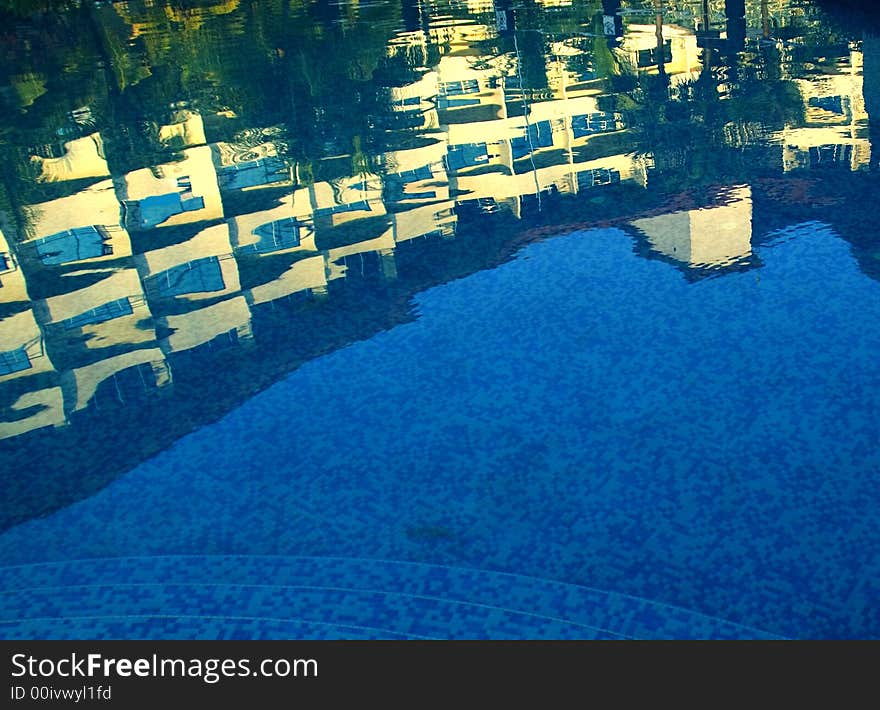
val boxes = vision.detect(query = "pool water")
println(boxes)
[0,0,878,638]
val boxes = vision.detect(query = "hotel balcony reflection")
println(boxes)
[19,179,132,270]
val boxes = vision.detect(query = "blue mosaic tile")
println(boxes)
[0,556,775,639]
[1,224,878,639]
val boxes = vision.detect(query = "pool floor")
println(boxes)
[1,224,879,638]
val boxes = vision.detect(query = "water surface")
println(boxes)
[0,0,878,638]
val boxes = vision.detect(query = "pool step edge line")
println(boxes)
[0,583,633,640]
[0,554,784,640]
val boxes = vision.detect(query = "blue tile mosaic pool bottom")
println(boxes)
[1,224,879,639]
[0,556,779,639]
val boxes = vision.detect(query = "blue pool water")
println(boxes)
[2,0,880,640]
[2,223,878,638]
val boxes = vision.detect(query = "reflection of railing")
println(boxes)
[576,168,621,189]
[0,348,30,376]
[0,335,45,377]
[0,252,17,276]
[217,157,289,191]
[33,226,114,265]
[808,144,852,168]
[95,225,115,257]
[239,217,310,255]
[123,191,205,230]
[143,255,232,299]
[61,298,135,331]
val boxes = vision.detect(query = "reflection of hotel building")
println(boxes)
[119,145,223,230]
[385,20,499,128]
[0,384,66,441]
[229,191,316,257]
[391,202,457,243]
[325,226,397,280]
[23,266,171,421]
[0,306,64,442]
[115,0,241,37]
[380,130,458,248]
[0,228,29,305]
[444,97,621,162]
[380,23,641,212]
[19,179,132,269]
[245,256,329,305]
[3,6,702,444]
[308,174,396,278]
[444,90,639,207]
[309,174,395,271]
[157,296,252,355]
[383,140,452,206]
[428,19,494,52]
[135,223,240,304]
[631,185,753,272]
[59,347,170,415]
[380,12,646,218]
[455,151,644,207]
[436,55,506,123]
[158,110,207,150]
[389,73,441,132]
[35,269,155,355]
[212,136,293,194]
[779,50,871,172]
[617,23,703,85]
[0,310,54,383]
[30,132,111,183]
[311,175,387,230]
[545,41,604,101]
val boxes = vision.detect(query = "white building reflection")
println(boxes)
[632,185,753,271]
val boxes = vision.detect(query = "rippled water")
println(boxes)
[0,0,878,638]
